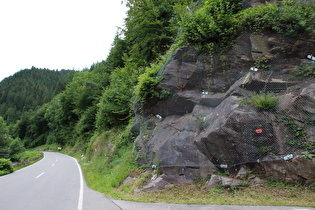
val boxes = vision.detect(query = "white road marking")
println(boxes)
[71,157,84,210]
[51,163,55,167]
[36,172,45,179]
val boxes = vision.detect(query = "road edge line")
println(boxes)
[72,157,84,210]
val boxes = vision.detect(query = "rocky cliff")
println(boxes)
[133,8,315,185]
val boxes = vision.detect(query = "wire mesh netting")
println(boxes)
[215,67,315,168]
[141,56,315,170]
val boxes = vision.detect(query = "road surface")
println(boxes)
[0,152,313,210]
[0,152,120,210]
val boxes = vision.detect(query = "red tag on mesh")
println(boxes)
[255,129,263,134]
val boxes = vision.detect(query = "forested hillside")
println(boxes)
[0,67,74,123]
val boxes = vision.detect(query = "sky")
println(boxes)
[0,0,128,82]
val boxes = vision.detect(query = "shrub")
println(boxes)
[9,138,25,157]
[0,158,13,176]
[116,118,138,149]
[96,63,142,128]
[181,0,315,52]
[238,0,315,37]
[249,93,278,110]
[11,151,42,163]
[134,57,172,104]
[181,0,242,52]
[135,71,163,103]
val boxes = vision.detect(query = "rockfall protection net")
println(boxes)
[152,60,315,170]
[215,64,315,168]
[148,0,315,170]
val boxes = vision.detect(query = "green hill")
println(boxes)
[0,67,74,123]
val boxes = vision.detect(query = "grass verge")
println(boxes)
[114,182,315,207]
[79,127,137,198]
[12,151,43,171]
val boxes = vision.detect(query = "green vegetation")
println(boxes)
[1,0,195,150]
[274,115,315,154]
[78,137,315,207]
[0,0,314,205]
[134,56,172,104]
[0,116,25,159]
[125,0,194,66]
[0,67,73,123]
[11,151,42,163]
[1,0,313,150]
[181,0,243,52]
[239,0,315,37]
[96,63,141,129]
[79,125,137,197]
[258,145,273,155]
[254,56,270,72]
[284,119,307,142]
[241,92,279,110]
[282,118,315,152]
[109,178,315,207]
[250,93,278,110]
[301,151,315,159]
[0,158,13,176]
[181,0,315,52]
[11,151,43,171]
[195,114,209,130]
[294,62,315,78]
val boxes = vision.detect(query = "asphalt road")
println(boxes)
[0,152,119,210]
[0,152,313,210]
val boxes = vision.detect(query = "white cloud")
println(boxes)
[0,0,127,81]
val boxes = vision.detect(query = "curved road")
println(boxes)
[0,152,313,210]
[0,152,120,210]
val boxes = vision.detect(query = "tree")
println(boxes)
[15,105,49,148]
[125,0,193,66]
[9,137,25,158]
[100,31,128,72]
[96,62,143,129]
[0,68,74,123]
[0,116,10,158]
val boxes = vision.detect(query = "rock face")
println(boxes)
[134,30,315,184]
[254,156,315,184]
